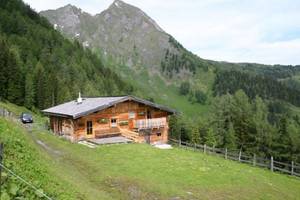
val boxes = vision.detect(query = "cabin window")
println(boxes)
[157,132,162,137]
[86,121,93,135]
[97,118,109,124]
[129,111,135,119]
[111,118,117,127]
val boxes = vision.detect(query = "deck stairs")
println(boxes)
[120,128,140,142]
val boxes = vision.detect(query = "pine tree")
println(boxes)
[287,120,300,162]
[6,48,24,105]
[190,124,200,144]
[0,37,9,99]
[274,116,292,161]
[168,116,181,140]
[211,93,233,146]
[253,96,273,156]
[224,122,237,150]
[179,81,190,95]
[24,72,35,108]
[231,90,254,151]
[205,127,217,147]
[34,62,47,109]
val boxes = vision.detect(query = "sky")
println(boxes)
[23,0,300,65]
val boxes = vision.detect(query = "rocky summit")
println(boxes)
[41,0,180,70]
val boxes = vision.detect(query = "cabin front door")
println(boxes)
[86,120,93,138]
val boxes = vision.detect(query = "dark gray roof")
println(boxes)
[42,95,176,119]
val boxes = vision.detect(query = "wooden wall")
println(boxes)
[50,116,75,141]
[50,100,170,143]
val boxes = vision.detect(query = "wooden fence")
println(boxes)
[0,108,16,118]
[169,138,300,178]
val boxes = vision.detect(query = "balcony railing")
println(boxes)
[134,117,166,129]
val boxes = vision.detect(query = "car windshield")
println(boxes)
[23,113,32,118]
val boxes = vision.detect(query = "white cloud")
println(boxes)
[23,0,300,65]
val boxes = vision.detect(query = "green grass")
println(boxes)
[1,102,300,199]
[108,62,214,119]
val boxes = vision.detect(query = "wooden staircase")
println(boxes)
[119,128,140,142]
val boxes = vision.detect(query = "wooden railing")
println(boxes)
[134,117,166,129]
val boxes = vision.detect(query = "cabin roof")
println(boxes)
[42,95,176,119]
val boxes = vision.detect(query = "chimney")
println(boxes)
[77,92,82,104]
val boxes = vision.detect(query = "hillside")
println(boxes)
[1,102,300,199]
[0,0,133,111]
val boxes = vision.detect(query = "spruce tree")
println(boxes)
[190,124,200,144]
[6,48,24,105]
[224,122,237,150]
[253,96,273,156]
[274,116,292,161]
[205,127,217,147]
[24,72,35,108]
[34,62,46,109]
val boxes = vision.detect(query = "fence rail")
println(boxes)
[169,138,300,178]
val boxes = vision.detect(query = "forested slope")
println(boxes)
[0,0,133,110]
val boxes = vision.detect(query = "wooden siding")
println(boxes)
[50,116,75,141]
[49,100,170,144]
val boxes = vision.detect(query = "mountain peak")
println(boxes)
[60,4,78,11]
[57,4,84,16]
[113,0,125,7]
[104,0,164,33]
[108,0,132,10]
[41,0,171,69]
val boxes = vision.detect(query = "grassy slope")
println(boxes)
[0,119,78,199]
[107,60,215,119]
[0,102,300,200]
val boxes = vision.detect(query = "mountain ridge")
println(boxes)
[40,0,202,77]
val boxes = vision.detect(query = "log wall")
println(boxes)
[49,100,170,143]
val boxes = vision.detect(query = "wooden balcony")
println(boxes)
[134,117,166,130]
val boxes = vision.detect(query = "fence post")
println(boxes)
[204,144,206,154]
[225,148,227,159]
[238,150,242,162]
[291,161,294,176]
[212,145,215,154]
[253,154,256,166]
[178,138,181,147]
[194,143,196,151]
[0,143,3,197]
[270,156,274,172]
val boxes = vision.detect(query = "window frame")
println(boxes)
[111,118,117,128]
[128,111,135,119]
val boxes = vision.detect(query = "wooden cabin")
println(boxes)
[42,95,176,144]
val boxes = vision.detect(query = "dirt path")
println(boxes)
[1,109,64,158]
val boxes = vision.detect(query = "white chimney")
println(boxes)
[77,92,82,103]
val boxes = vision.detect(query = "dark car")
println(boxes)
[20,113,33,123]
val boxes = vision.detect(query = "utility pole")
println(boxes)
[0,143,3,197]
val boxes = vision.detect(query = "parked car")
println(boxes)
[20,113,33,123]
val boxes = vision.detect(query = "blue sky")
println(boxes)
[24,0,300,65]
